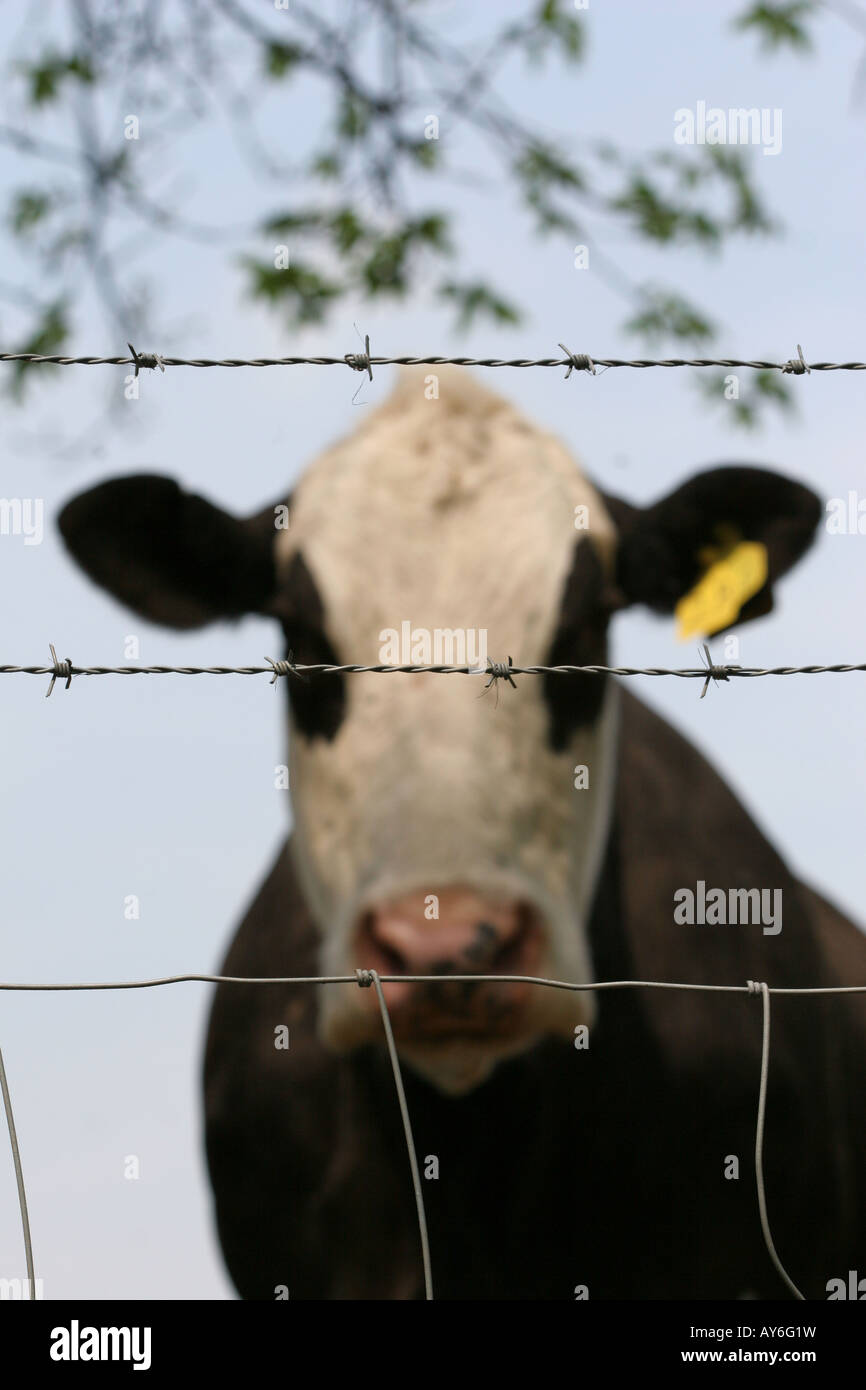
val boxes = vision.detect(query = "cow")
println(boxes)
[58,367,866,1300]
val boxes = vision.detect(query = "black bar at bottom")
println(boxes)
[3,1298,861,1375]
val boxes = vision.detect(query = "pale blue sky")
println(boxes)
[1,0,864,1299]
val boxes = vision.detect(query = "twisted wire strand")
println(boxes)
[0,349,859,372]
[2,656,866,696]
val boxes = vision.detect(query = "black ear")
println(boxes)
[601,466,821,627]
[59,475,285,629]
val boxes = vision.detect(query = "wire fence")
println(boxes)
[2,337,863,1302]
[3,969,866,1302]
[3,646,866,701]
[0,340,853,379]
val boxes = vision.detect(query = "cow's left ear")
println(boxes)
[59,474,287,629]
[602,466,821,628]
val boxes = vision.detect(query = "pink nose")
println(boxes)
[356,887,542,1020]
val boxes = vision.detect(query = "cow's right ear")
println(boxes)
[601,466,821,630]
[59,475,284,629]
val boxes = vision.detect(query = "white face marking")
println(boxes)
[276,367,620,1090]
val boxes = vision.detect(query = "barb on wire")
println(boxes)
[127,343,165,377]
[265,652,309,685]
[44,644,74,698]
[483,655,517,698]
[3,653,866,699]
[0,345,859,374]
[781,344,810,376]
[558,342,596,377]
[344,331,373,380]
[699,643,741,699]
[0,1046,36,1301]
[345,330,373,404]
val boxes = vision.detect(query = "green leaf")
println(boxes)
[310,151,342,180]
[625,290,715,343]
[703,147,776,234]
[404,139,439,169]
[515,142,584,191]
[66,54,94,82]
[9,191,52,236]
[7,301,68,400]
[360,234,410,295]
[514,142,584,235]
[336,91,369,141]
[412,213,451,250]
[733,2,814,52]
[524,188,580,236]
[264,42,303,78]
[752,366,794,404]
[22,52,94,106]
[610,177,722,246]
[355,216,452,294]
[261,209,325,236]
[694,366,794,428]
[437,280,521,330]
[531,0,585,62]
[329,207,367,253]
[241,257,341,325]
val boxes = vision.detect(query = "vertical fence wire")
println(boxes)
[0,1045,36,1300]
[363,969,434,1300]
[751,981,806,1300]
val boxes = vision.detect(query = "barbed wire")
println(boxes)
[2,647,866,700]
[4,968,866,1301]
[0,340,853,378]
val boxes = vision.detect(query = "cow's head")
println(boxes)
[59,369,820,1092]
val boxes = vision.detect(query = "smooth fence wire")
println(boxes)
[749,980,805,1301]
[359,969,433,1300]
[0,1046,35,1303]
[4,972,866,1302]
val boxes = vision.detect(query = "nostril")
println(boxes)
[492,925,529,973]
[488,910,536,974]
[461,921,500,966]
[359,912,408,975]
[378,941,407,975]
[460,916,533,972]
[357,898,542,983]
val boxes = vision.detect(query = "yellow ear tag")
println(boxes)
[675,533,768,641]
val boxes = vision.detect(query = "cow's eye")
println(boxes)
[543,539,611,750]
[278,552,346,741]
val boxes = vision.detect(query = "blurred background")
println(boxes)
[1,0,864,1298]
